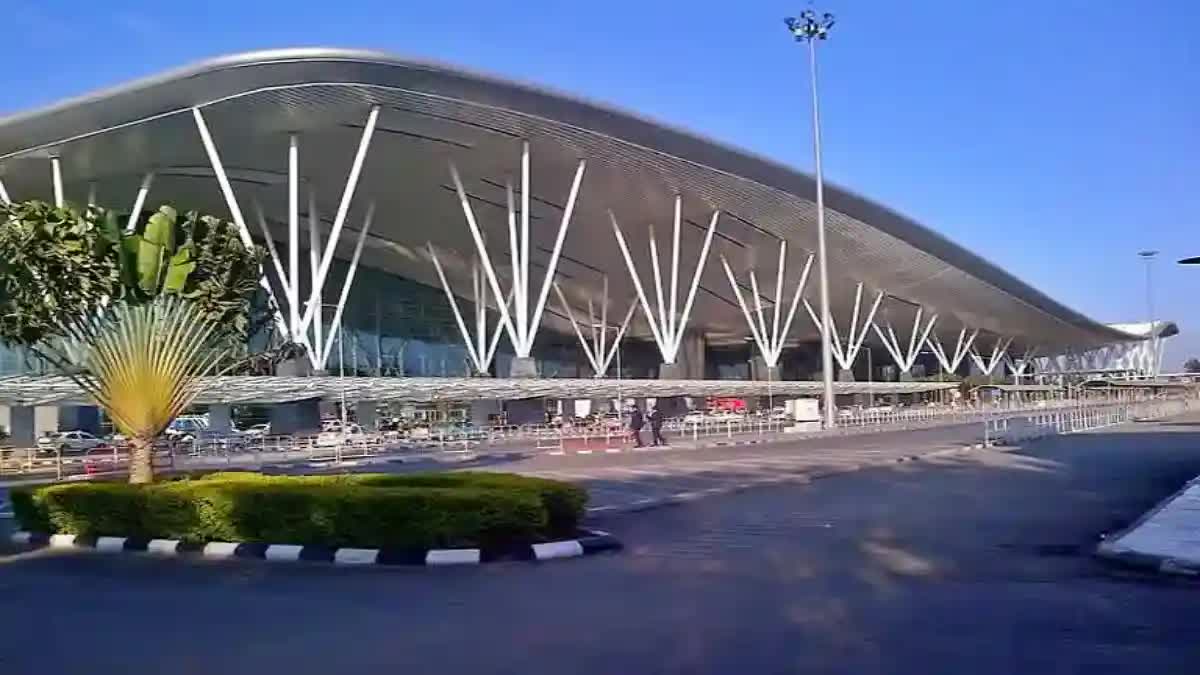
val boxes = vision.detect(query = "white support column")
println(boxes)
[192,106,289,340]
[1004,344,1039,383]
[308,189,323,365]
[927,327,978,375]
[610,198,719,365]
[252,201,296,314]
[299,106,380,338]
[287,134,301,335]
[873,323,905,371]
[0,177,10,205]
[969,336,1014,376]
[50,157,64,207]
[721,245,814,369]
[447,143,586,358]
[553,283,602,374]
[321,204,375,368]
[125,172,155,233]
[599,302,637,375]
[427,243,513,375]
[429,245,484,372]
[871,308,938,374]
[191,108,256,250]
[843,289,884,369]
[449,167,516,351]
[802,282,882,372]
[525,159,586,354]
[87,182,97,207]
[907,311,939,369]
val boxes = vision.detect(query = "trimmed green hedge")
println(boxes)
[11,471,587,550]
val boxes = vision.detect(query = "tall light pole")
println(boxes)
[1138,250,1159,378]
[785,9,838,428]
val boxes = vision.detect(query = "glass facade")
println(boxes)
[307,259,680,379]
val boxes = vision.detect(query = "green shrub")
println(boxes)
[349,472,588,536]
[10,471,584,550]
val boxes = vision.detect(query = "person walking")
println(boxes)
[649,405,666,447]
[628,406,644,448]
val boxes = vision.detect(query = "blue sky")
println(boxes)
[4,0,1198,365]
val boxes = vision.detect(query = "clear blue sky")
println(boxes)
[4,0,1198,365]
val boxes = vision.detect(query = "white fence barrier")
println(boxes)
[2,394,1194,481]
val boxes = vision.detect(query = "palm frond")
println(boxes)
[56,295,226,439]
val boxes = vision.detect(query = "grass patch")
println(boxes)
[11,471,587,550]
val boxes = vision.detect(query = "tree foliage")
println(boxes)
[1184,358,1200,374]
[58,295,226,483]
[0,200,270,357]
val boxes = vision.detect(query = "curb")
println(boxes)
[1096,476,1200,577]
[7,529,621,567]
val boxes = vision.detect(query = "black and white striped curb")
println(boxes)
[7,529,621,566]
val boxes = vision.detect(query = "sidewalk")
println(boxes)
[1098,475,1200,576]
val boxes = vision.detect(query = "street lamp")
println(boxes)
[1137,250,1159,378]
[785,8,838,429]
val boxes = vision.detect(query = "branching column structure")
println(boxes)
[800,282,884,376]
[193,105,379,372]
[872,307,939,377]
[427,248,514,375]
[926,327,978,376]
[445,141,587,366]
[969,336,1014,377]
[610,195,720,366]
[553,276,637,377]
[720,242,813,370]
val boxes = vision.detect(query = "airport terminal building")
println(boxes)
[0,49,1177,436]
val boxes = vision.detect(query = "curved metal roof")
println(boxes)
[0,48,1149,355]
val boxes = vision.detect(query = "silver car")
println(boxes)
[37,430,103,454]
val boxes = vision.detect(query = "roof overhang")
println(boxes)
[0,48,1155,354]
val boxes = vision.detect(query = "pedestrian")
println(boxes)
[649,405,666,446]
[628,406,644,448]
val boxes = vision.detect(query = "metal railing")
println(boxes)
[984,397,1194,446]
[2,392,1192,482]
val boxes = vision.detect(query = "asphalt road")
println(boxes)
[276,422,991,513]
[3,417,1200,674]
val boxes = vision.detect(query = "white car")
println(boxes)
[242,423,271,438]
[37,430,103,454]
[317,422,367,447]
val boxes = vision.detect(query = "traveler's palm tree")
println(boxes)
[57,295,225,483]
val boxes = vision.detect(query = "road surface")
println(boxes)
[2,416,1199,674]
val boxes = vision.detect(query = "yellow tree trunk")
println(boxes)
[127,436,154,484]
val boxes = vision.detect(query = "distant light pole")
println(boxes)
[1138,250,1159,378]
[785,8,837,428]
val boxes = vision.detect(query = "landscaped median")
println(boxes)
[8,471,619,565]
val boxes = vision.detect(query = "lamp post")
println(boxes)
[1138,250,1159,378]
[785,8,837,428]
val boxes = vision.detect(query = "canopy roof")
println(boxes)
[0,48,1155,354]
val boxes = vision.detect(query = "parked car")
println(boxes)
[37,430,103,454]
[241,423,271,438]
[316,421,367,447]
[165,415,209,441]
